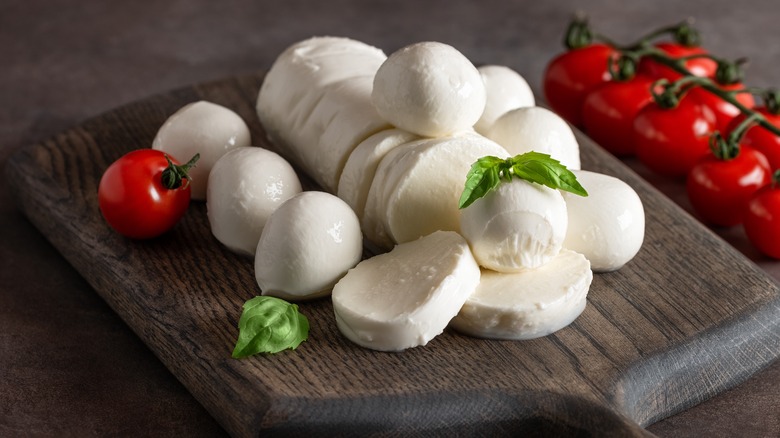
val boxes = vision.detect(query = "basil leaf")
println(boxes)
[458,151,587,209]
[232,296,309,358]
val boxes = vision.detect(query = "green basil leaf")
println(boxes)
[232,296,309,358]
[458,151,588,209]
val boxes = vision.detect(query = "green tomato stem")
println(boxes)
[161,153,200,190]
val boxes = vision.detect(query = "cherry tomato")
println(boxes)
[581,75,655,156]
[744,176,780,258]
[687,145,770,227]
[634,93,716,177]
[98,149,193,239]
[639,42,718,80]
[543,43,615,128]
[689,85,755,135]
[726,107,780,170]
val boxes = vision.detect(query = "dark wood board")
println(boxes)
[5,72,780,437]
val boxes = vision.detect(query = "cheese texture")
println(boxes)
[372,41,486,137]
[475,65,535,134]
[206,147,301,256]
[486,106,581,170]
[255,191,363,300]
[332,230,480,351]
[450,249,592,340]
[153,100,251,200]
[562,170,645,272]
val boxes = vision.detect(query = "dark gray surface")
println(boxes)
[2,0,778,436]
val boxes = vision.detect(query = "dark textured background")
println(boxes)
[1,0,778,436]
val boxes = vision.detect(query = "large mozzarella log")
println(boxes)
[363,132,509,249]
[337,128,420,221]
[206,147,302,256]
[332,230,480,351]
[562,170,645,272]
[255,191,363,301]
[474,65,535,135]
[450,249,592,340]
[486,106,581,170]
[152,100,251,200]
[460,178,568,272]
[256,37,388,191]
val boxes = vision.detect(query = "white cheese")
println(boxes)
[486,106,581,170]
[460,178,567,272]
[206,147,302,256]
[255,191,363,300]
[364,132,509,249]
[475,65,535,134]
[562,170,645,272]
[450,249,592,340]
[294,75,391,192]
[372,41,486,137]
[152,101,251,200]
[337,128,420,221]
[332,230,480,351]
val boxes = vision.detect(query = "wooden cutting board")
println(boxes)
[6,73,779,437]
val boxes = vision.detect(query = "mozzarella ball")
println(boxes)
[474,65,535,134]
[255,191,363,300]
[207,147,302,256]
[153,101,251,200]
[562,170,645,272]
[372,42,486,137]
[486,106,581,170]
[460,178,568,272]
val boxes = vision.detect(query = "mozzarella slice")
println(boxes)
[475,65,535,134]
[337,128,420,221]
[486,106,581,170]
[152,101,251,200]
[450,249,592,340]
[460,178,568,272]
[562,170,645,272]
[206,147,302,256]
[255,191,363,300]
[364,132,509,249]
[295,75,391,192]
[256,36,386,169]
[372,41,486,137]
[332,230,480,351]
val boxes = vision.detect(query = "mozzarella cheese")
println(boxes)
[332,230,480,351]
[474,65,535,134]
[450,249,592,340]
[372,41,486,137]
[460,178,567,272]
[486,106,581,170]
[337,128,420,221]
[152,100,251,200]
[255,191,363,300]
[256,37,387,188]
[363,132,509,249]
[562,170,645,272]
[206,147,302,256]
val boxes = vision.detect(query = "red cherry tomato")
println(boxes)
[687,146,771,227]
[634,93,716,177]
[98,149,193,239]
[744,177,780,258]
[690,84,755,134]
[582,75,655,156]
[727,107,780,170]
[543,43,615,128]
[639,42,718,80]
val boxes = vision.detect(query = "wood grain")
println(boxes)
[5,73,779,437]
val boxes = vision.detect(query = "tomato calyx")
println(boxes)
[563,13,594,50]
[161,153,200,190]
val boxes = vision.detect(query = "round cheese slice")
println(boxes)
[450,249,592,340]
[332,230,480,351]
